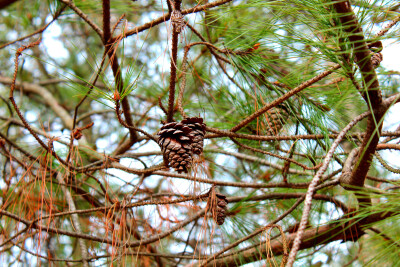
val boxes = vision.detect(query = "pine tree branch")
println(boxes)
[58,0,103,39]
[0,76,74,129]
[0,4,66,49]
[286,110,371,266]
[331,0,386,197]
[200,197,305,267]
[205,210,394,267]
[55,172,89,267]
[0,208,206,248]
[100,1,139,156]
[230,137,322,170]
[111,0,235,42]
[205,127,400,141]
[166,0,182,122]
[230,64,341,132]
[0,0,19,9]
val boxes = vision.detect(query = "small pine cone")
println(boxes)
[217,201,227,210]
[171,10,185,33]
[181,117,206,155]
[265,107,288,136]
[157,122,193,173]
[371,52,383,68]
[216,207,226,225]
[215,193,228,225]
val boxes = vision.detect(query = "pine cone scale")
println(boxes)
[181,117,206,155]
[157,116,206,173]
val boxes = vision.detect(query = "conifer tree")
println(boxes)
[0,0,400,266]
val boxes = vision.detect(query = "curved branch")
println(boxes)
[0,75,73,129]
[287,110,370,266]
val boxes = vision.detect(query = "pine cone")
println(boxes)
[181,117,206,155]
[215,193,228,225]
[265,107,288,136]
[371,52,383,68]
[157,122,193,173]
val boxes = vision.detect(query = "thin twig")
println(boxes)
[376,13,400,37]
[230,137,322,170]
[66,48,108,162]
[176,46,189,118]
[8,40,70,168]
[114,99,157,142]
[111,0,235,42]
[59,0,104,39]
[230,64,341,132]
[286,110,371,266]
[55,172,89,267]
[375,152,400,173]
[0,4,67,49]
[0,208,206,248]
[166,0,182,122]
[201,197,305,266]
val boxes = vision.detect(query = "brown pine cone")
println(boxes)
[157,122,194,173]
[265,107,288,136]
[181,117,206,155]
[371,52,383,68]
[215,193,228,225]
[216,206,226,225]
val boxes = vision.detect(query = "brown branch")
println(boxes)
[200,197,305,266]
[166,0,182,122]
[118,150,338,176]
[114,99,157,142]
[0,0,19,9]
[376,143,400,150]
[86,149,318,177]
[7,40,72,169]
[58,0,104,39]
[0,75,73,129]
[17,191,346,225]
[230,64,341,132]
[148,170,339,189]
[376,13,400,37]
[332,0,386,191]
[0,208,205,248]
[102,0,111,42]
[287,110,371,265]
[100,5,139,156]
[0,4,66,49]
[205,127,400,141]
[35,192,209,221]
[111,0,234,42]
[8,245,204,263]
[333,0,382,107]
[55,172,89,267]
[208,219,360,266]
[230,137,322,170]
